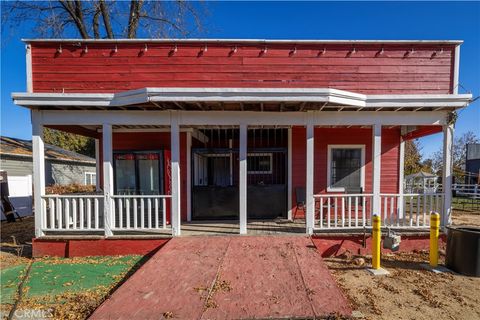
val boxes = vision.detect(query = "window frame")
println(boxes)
[247,152,273,174]
[327,144,365,193]
[84,172,96,186]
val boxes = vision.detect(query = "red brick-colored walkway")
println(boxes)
[91,236,351,320]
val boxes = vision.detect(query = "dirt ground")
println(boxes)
[325,250,480,320]
[451,209,480,226]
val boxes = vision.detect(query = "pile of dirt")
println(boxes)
[325,251,480,320]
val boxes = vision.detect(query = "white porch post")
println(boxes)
[239,124,247,234]
[32,111,45,237]
[102,124,114,237]
[287,127,293,220]
[306,120,314,235]
[398,134,405,220]
[95,138,101,192]
[171,112,181,236]
[372,124,382,216]
[442,123,454,226]
[186,131,192,221]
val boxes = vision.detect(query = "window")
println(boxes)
[113,151,163,195]
[84,172,96,186]
[247,153,272,174]
[327,145,365,192]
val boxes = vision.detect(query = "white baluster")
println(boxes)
[133,198,138,229]
[87,198,92,229]
[79,198,84,230]
[49,198,55,229]
[64,198,70,230]
[148,198,152,229]
[126,198,131,229]
[72,198,77,229]
[162,198,166,229]
[95,198,99,229]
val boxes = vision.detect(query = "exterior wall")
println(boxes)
[0,158,33,176]
[30,42,455,94]
[291,127,400,217]
[111,132,188,221]
[46,161,96,186]
[0,157,95,186]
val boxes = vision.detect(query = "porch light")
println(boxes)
[261,45,268,55]
[230,45,237,55]
[375,47,384,57]
[143,44,148,52]
[113,45,118,53]
[83,45,88,54]
[57,44,62,54]
[289,47,297,56]
[318,47,326,56]
[404,47,415,57]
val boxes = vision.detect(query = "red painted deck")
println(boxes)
[90,236,351,319]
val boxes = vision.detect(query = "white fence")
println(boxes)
[452,184,479,198]
[41,194,170,233]
[313,193,444,231]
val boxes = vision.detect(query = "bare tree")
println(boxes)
[2,0,206,39]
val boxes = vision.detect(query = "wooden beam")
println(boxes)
[46,125,101,139]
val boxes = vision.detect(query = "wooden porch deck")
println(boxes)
[110,219,307,237]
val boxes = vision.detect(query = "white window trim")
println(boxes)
[247,152,273,174]
[84,172,96,185]
[327,145,365,193]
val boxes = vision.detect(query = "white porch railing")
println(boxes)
[312,193,444,231]
[313,194,374,230]
[111,195,171,231]
[41,194,171,233]
[42,195,105,231]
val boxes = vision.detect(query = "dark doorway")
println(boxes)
[191,128,287,220]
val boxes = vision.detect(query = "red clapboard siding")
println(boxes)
[291,127,400,216]
[30,42,455,94]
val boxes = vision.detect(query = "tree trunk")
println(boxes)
[127,0,144,39]
[99,0,114,39]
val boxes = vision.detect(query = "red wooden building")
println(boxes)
[12,39,472,239]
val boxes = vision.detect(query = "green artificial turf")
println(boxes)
[1,264,29,304]
[1,255,143,305]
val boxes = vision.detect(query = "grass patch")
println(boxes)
[0,255,144,319]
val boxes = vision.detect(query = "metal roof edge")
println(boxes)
[21,38,465,45]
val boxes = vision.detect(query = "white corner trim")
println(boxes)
[453,45,460,94]
[326,144,366,192]
[26,44,33,93]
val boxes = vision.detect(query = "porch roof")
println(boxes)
[12,88,472,112]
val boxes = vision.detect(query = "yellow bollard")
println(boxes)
[430,212,440,267]
[372,215,381,270]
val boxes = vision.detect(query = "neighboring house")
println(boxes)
[0,136,96,218]
[465,143,480,184]
[11,39,472,239]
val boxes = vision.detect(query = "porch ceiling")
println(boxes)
[12,88,472,112]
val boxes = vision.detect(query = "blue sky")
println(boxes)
[1,1,479,158]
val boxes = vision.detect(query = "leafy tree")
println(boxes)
[44,128,95,157]
[2,0,206,39]
[404,140,430,175]
[430,131,479,181]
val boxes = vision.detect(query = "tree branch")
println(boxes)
[127,0,143,39]
[99,0,114,39]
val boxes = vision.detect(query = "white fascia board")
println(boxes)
[366,94,472,108]
[12,89,471,110]
[11,92,113,106]
[147,87,366,106]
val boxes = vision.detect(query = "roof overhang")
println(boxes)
[12,88,472,112]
